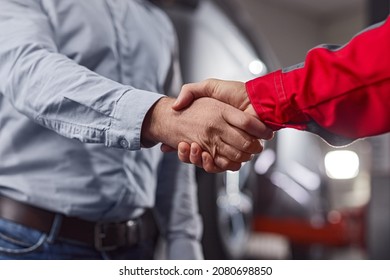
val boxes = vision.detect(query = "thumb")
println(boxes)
[172,82,210,111]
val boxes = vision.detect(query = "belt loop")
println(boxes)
[47,214,63,243]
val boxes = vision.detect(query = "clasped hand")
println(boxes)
[161,79,273,173]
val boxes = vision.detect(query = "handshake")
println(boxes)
[141,19,390,165]
[142,78,274,173]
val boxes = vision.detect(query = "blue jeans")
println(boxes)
[0,217,155,260]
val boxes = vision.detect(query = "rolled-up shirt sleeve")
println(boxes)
[0,0,163,150]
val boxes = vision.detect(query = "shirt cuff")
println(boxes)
[105,88,164,150]
[246,71,308,131]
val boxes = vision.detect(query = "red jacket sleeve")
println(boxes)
[246,17,390,142]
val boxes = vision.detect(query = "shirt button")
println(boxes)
[119,138,129,149]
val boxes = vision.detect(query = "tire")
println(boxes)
[197,165,253,259]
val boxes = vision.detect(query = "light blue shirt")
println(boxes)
[0,0,202,259]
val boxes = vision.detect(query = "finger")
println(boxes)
[199,150,244,173]
[160,144,176,153]
[219,125,264,155]
[173,79,223,111]
[172,82,207,111]
[246,115,274,140]
[201,152,224,173]
[246,121,274,140]
[189,143,204,167]
[213,155,242,172]
[223,108,274,140]
[244,103,279,141]
[215,139,256,163]
[200,145,244,172]
[177,142,191,164]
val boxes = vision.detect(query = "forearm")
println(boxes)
[246,17,390,141]
[5,49,162,149]
[0,2,164,150]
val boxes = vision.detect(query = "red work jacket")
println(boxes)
[246,17,390,145]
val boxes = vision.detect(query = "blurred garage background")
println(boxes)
[155,0,390,260]
[233,0,390,260]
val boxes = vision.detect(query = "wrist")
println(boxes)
[141,97,175,147]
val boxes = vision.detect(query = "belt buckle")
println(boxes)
[94,222,127,251]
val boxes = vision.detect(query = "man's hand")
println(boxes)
[173,78,256,115]
[161,79,274,172]
[142,96,266,172]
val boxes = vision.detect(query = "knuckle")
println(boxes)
[180,83,189,92]
[242,139,252,151]
[233,150,244,162]
[204,78,218,85]
[204,78,219,93]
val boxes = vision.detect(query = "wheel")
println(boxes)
[197,164,253,259]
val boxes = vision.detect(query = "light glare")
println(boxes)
[324,150,359,179]
[249,60,266,76]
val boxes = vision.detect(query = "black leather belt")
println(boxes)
[0,195,158,251]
